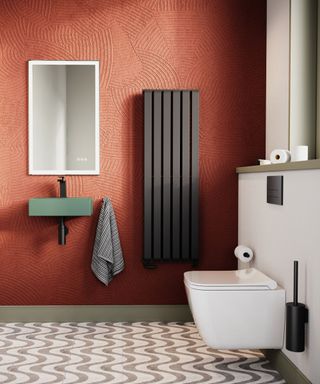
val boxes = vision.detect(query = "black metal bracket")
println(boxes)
[58,217,69,245]
[142,259,199,269]
[304,306,309,323]
[143,260,157,269]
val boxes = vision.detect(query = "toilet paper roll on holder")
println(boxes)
[234,245,254,264]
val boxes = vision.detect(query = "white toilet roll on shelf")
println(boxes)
[258,159,272,165]
[291,145,308,162]
[234,245,254,263]
[270,149,291,164]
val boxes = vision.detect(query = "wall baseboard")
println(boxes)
[264,349,312,384]
[0,305,193,323]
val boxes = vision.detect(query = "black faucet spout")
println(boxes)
[57,177,68,244]
[58,176,67,198]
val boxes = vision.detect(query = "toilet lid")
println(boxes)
[184,268,278,290]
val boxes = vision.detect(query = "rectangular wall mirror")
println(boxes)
[28,60,99,175]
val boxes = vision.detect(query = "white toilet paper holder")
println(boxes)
[234,245,254,264]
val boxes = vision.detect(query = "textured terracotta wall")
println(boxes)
[0,0,266,305]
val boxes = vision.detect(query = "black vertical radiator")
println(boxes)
[143,90,199,268]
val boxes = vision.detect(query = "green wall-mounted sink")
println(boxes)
[29,198,93,217]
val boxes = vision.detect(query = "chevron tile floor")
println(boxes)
[0,322,285,383]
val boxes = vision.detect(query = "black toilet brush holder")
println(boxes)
[286,261,308,352]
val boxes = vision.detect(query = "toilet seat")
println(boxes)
[184,268,277,291]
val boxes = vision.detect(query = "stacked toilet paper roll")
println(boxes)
[291,145,308,162]
[234,245,254,263]
[270,149,291,164]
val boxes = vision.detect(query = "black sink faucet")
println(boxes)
[58,176,67,198]
[57,177,68,245]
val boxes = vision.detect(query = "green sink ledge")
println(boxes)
[29,198,93,217]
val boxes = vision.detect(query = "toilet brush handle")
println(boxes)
[293,260,298,306]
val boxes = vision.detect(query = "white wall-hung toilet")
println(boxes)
[184,268,285,349]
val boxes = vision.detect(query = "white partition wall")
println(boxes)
[238,171,320,383]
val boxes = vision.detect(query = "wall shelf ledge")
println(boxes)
[236,159,320,174]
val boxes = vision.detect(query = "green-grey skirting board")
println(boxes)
[0,305,193,323]
[263,349,312,384]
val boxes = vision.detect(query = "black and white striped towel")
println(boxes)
[91,198,124,285]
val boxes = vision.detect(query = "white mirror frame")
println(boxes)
[28,60,100,175]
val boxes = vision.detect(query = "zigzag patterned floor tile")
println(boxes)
[0,322,285,383]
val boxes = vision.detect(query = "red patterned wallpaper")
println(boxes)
[0,0,265,305]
